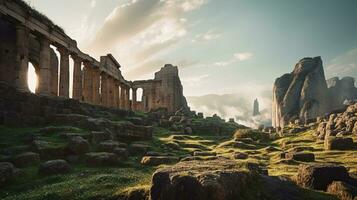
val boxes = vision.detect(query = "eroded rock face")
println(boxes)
[327,77,357,111]
[272,57,328,128]
[295,164,351,191]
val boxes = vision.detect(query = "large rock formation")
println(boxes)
[272,57,357,128]
[327,77,357,111]
[272,57,329,127]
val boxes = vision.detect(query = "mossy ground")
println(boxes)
[0,123,355,199]
[0,124,227,200]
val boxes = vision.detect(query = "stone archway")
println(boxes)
[27,62,38,93]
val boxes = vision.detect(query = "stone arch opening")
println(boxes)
[69,56,74,98]
[27,62,38,93]
[129,88,133,100]
[49,45,60,96]
[137,88,143,102]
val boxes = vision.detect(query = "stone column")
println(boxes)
[132,88,137,111]
[107,77,114,107]
[14,25,29,91]
[50,49,58,96]
[57,47,70,98]
[122,85,127,109]
[83,62,93,103]
[72,55,82,100]
[126,87,130,110]
[100,74,108,106]
[119,83,125,109]
[114,80,119,108]
[92,68,101,105]
[37,37,51,95]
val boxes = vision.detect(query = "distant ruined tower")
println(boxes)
[253,98,260,116]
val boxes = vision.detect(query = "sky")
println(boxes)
[26,0,357,125]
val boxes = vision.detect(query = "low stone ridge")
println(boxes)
[98,140,121,152]
[285,152,315,162]
[38,160,71,176]
[324,137,354,150]
[327,181,357,200]
[0,162,15,187]
[13,152,40,167]
[295,164,354,191]
[272,56,357,128]
[66,136,90,155]
[85,152,119,166]
[232,152,249,160]
[141,156,179,166]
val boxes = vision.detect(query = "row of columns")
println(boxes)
[13,24,140,111]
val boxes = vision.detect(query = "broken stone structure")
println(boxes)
[133,64,188,113]
[272,56,357,128]
[253,98,260,116]
[0,0,188,113]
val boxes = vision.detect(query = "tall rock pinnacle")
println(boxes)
[253,98,260,116]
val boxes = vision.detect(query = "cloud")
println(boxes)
[124,57,200,80]
[234,52,253,61]
[326,48,357,79]
[182,74,209,86]
[124,59,167,80]
[213,52,254,67]
[90,0,96,8]
[181,0,207,11]
[87,0,208,78]
[192,30,222,42]
[187,84,272,128]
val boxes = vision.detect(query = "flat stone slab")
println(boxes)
[141,156,179,166]
[38,159,71,176]
[85,152,119,166]
[13,152,40,167]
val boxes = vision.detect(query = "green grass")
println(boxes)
[0,123,354,200]
[0,164,154,200]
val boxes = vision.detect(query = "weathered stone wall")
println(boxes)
[133,64,188,113]
[0,18,16,85]
[272,56,357,128]
[154,64,188,113]
[0,81,133,127]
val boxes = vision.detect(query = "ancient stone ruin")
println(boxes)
[272,56,357,128]
[0,0,188,114]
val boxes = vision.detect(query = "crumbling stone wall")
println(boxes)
[133,64,188,113]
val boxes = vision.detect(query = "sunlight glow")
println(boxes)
[27,63,37,93]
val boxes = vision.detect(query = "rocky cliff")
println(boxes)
[327,76,357,111]
[272,57,357,128]
[272,57,329,127]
